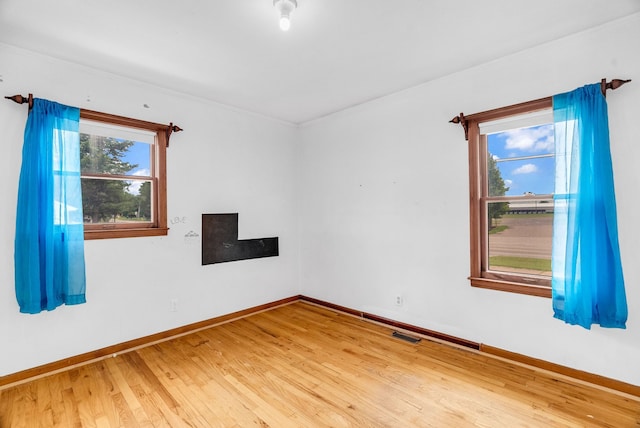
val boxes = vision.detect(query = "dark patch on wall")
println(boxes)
[202,213,279,265]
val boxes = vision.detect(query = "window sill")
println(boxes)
[469,276,551,298]
[84,227,169,240]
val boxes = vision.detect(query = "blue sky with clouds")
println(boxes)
[122,141,151,195]
[487,124,554,196]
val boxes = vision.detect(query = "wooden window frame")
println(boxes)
[80,109,168,240]
[466,97,553,298]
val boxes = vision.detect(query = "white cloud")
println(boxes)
[126,168,150,195]
[133,168,150,177]
[504,124,554,153]
[512,164,538,174]
[504,179,513,188]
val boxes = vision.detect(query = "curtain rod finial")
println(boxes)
[165,122,183,148]
[5,94,26,104]
[5,93,33,109]
[610,78,631,90]
[601,78,631,97]
[449,112,469,140]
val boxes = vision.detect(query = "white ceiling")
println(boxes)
[1,1,639,124]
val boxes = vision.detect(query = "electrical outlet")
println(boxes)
[170,299,178,312]
[395,295,403,306]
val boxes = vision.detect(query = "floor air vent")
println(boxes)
[392,331,421,344]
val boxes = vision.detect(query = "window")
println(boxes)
[79,110,169,239]
[465,98,554,297]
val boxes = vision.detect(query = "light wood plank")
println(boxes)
[1,301,638,427]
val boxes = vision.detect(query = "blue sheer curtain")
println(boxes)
[14,99,87,314]
[552,84,627,329]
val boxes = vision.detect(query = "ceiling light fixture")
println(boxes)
[274,0,297,31]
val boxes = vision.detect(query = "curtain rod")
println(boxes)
[449,78,631,140]
[4,93,182,146]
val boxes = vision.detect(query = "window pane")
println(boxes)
[80,133,150,176]
[487,202,553,277]
[491,157,555,196]
[487,123,554,196]
[487,123,554,158]
[81,178,152,224]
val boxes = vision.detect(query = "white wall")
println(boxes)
[0,43,299,376]
[297,14,640,385]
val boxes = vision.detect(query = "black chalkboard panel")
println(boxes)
[202,213,279,265]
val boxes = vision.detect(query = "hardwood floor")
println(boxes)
[1,301,638,427]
